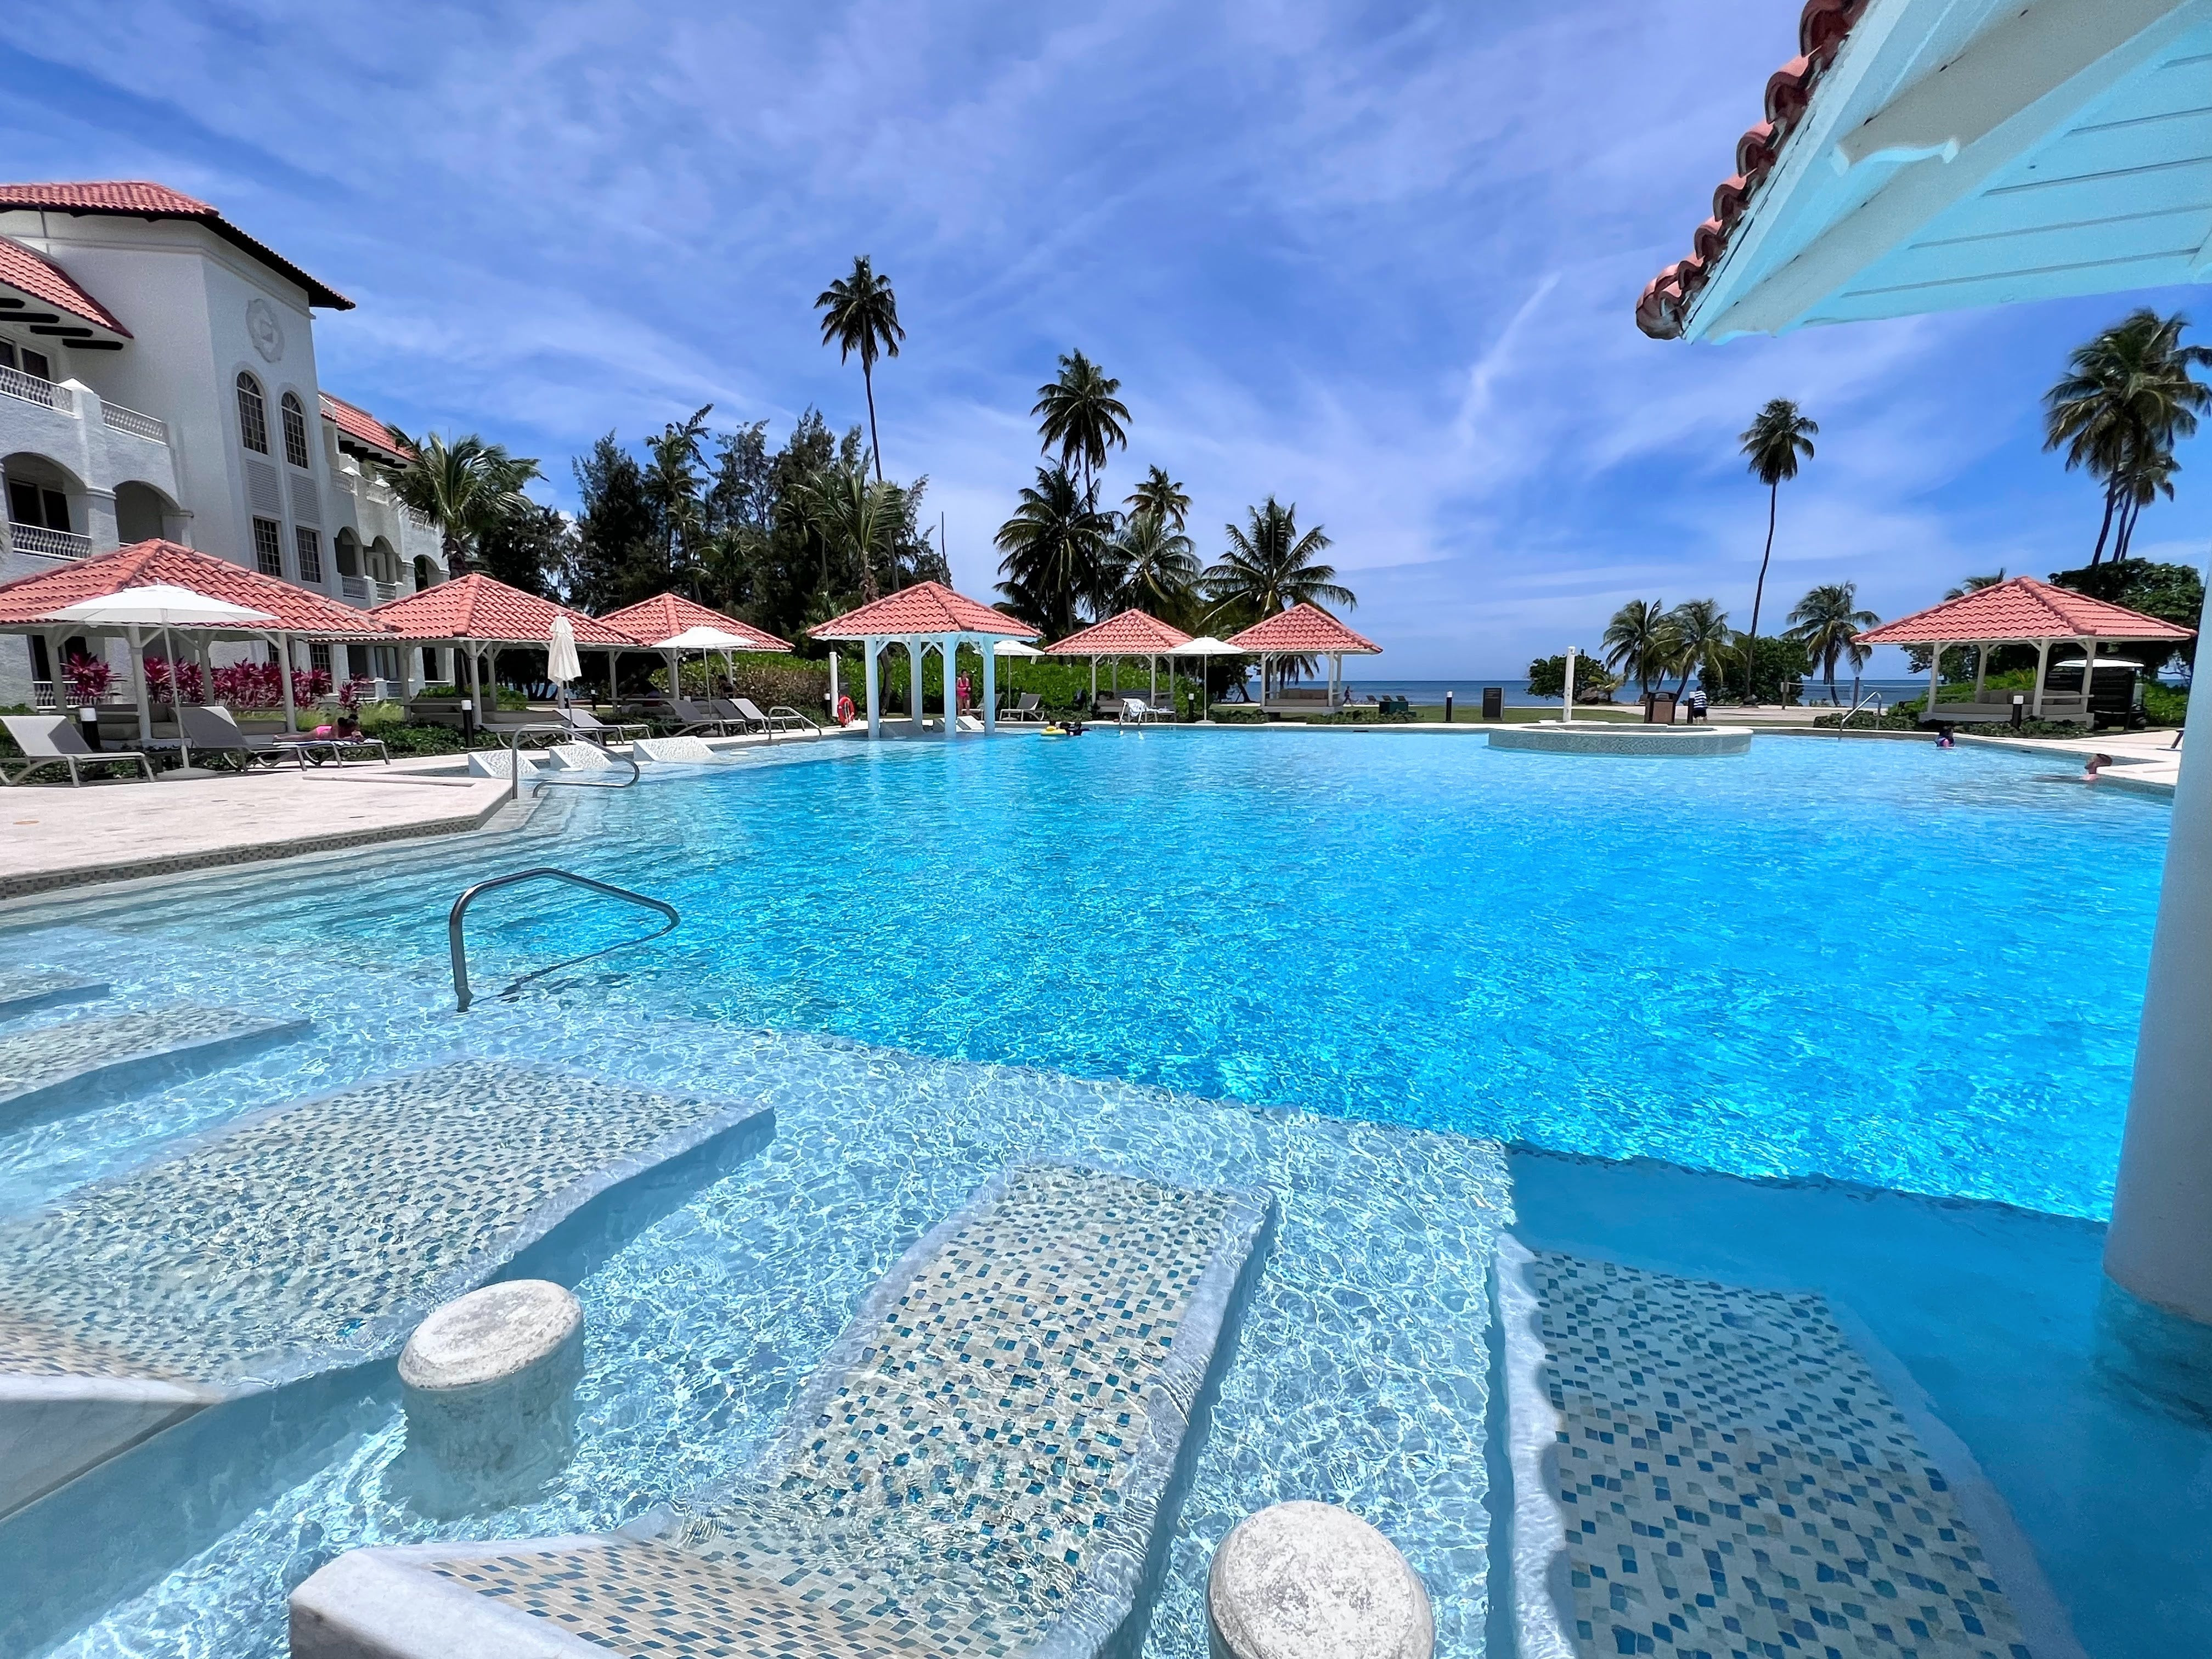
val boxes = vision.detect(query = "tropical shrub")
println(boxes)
[62,653,112,704]
[144,657,205,705]
[1526,653,1620,702]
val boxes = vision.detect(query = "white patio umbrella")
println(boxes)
[41,585,278,775]
[654,625,757,706]
[547,613,583,702]
[1167,635,1243,725]
[994,638,1045,712]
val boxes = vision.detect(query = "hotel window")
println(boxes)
[7,479,70,532]
[294,526,324,584]
[252,516,285,578]
[280,392,311,469]
[0,341,52,380]
[237,373,269,454]
[309,641,332,676]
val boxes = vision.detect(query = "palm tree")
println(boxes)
[1125,465,1190,532]
[798,461,907,602]
[815,256,905,482]
[1664,599,1729,693]
[994,466,1113,637]
[2110,445,2181,562]
[1785,583,1879,703]
[1601,599,1678,696]
[1203,499,1352,700]
[1032,351,1130,504]
[645,406,711,594]
[386,431,541,580]
[1103,512,1199,619]
[1738,398,1819,701]
[2044,309,2210,564]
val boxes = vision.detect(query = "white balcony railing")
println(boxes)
[100,401,168,445]
[341,574,370,602]
[4,521,93,560]
[374,580,399,603]
[0,366,73,414]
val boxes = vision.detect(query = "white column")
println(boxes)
[829,650,841,724]
[943,633,958,739]
[983,640,997,733]
[2078,639,2095,720]
[1562,648,1576,723]
[1926,640,1942,721]
[1974,645,1988,699]
[907,636,923,728]
[128,626,150,744]
[865,638,882,738]
[279,634,298,733]
[2032,641,2049,718]
[2106,582,2212,1403]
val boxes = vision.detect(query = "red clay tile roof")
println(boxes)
[1226,603,1380,656]
[319,392,412,463]
[600,592,791,652]
[1635,0,1867,341]
[0,235,128,337]
[1047,609,1192,655]
[0,181,353,311]
[0,539,390,635]
[1856,577,2194,646]
[809,581,1039,640]
[370,572,634,645]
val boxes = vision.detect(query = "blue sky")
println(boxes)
[5,1,2208,676]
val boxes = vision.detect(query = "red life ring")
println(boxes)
[837,694,855,726]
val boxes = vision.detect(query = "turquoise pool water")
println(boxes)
[0,729,2169,1655]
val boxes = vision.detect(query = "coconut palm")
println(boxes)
[1664,598,1730,693]
[385,430,541,580]
[994,466,1113,637]
[1738,398,1819,701]
[815,256,905,482]
[1785,583,1879,703]
[1032,351,1130,503]
[2044,309,2210,564]
[797,461,907,603]
[1125,465,1191,533]
[1203,499,1352,699]
[1103,512,1199,619]
[1601,599,1678,696]
[644,406,711,592]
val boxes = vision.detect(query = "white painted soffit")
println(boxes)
[1684,0,2212,341]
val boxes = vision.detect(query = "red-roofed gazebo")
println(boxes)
[809,582,1039,739]
[1047,609,1192,714]
[1855,575,2192,723]
[1227,603,1380,713]
[600,593,790,654]
[0,539,392,738]
[372,572,634,713]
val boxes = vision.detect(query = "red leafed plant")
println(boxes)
[62,652,112,705]
[145,656,206,705]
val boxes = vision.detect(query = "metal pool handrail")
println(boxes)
[448,866,680,1011]
[496,723,641,794]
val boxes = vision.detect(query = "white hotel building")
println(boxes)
[0,181,445,705]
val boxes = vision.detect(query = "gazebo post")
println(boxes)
[907,636,923,730]
[2032,641,2049,718]
[128,625,150,743]
[865,638,882,738]
[828,650,840,726]
[1974,645,1988,699]
[1925,640,1942,721]
[278,633,298,732]
[943,632,958,740]
[983,637,997,733]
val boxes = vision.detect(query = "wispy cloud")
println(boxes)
[3,1,2205,672]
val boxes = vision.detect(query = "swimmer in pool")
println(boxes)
[2083,752,2112,781]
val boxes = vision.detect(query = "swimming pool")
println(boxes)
[0,729,2169,1655]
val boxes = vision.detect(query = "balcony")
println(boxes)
[375,580,399,603]
[100,401,169,445]
[0,366,74,414]
[3,521,93,560]
[341,574,370,603]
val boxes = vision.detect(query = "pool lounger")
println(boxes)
[293,1160,1273,1659]
[0,1005,308,1125]
[0,1058,773,1518]
[0,967,110,1022]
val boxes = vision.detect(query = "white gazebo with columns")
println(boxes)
[808,582,1040,739]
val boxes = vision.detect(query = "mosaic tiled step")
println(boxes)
[1495,1237,2078,1659]
[294,1161,1273,1659]
[0,1058,773,1517]
[0,967,109,1022]
[0,1005,308,1124]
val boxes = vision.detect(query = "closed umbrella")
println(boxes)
[41,585,279,774]
[547,613,583,701]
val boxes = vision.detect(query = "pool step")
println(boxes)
[0,1005,308,1125]
[293,1160,1273,1659]
[0,1057,774,1517]
[0,968,109,1023]
[1494,1238,2081,1659]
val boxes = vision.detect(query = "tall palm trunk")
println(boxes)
[444,531,466,580]
[1745,480,1777,704]
[2091,484,2119,565]
[862,363,883,484]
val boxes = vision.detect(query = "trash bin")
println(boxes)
[1482,686,1503,721]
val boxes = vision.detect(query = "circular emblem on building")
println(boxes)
[247,297,285,363]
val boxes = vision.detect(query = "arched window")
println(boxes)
[280,392,311,469]
[335,528,360,577]
[236,373,268,454]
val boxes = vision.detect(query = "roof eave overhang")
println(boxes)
[7,201,354,311]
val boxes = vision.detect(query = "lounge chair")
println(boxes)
[1,715,154,786]
[175,706,303,770]
[1119,696,1173,724]
[726,696,819,740]
[668,697,740,736]
[1002,691,1043,723]
[558,705,650,742]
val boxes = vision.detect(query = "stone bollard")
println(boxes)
[1207,1500,1433,1659]
[399,1280,583,1507]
